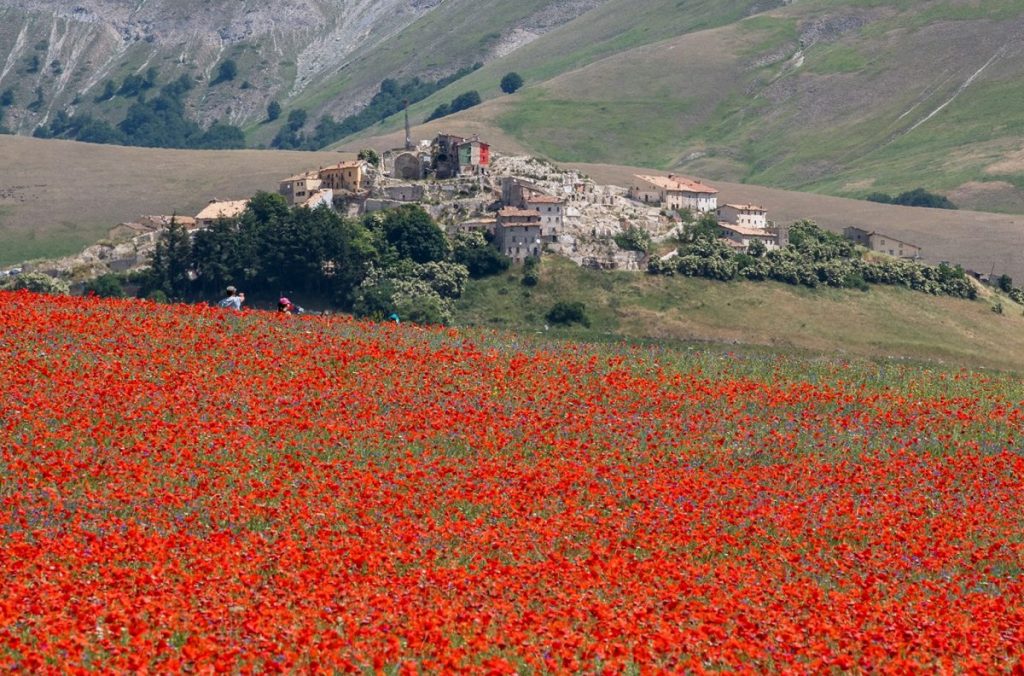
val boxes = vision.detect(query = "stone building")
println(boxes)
[525,193,565,241]
[278,172,323,206]
[719,224,782,252]
[195,199,249,227]
[629,174,718,213]
[319,160,366,193]
[494,208,542,262]
[843,227,921,259]
[717,203,767,229]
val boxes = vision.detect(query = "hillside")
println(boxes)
[0,0,624,137]
[3,1,1023,212]
[0,135,343,264]
[456,257,1024,374]
[344,0,1024,213]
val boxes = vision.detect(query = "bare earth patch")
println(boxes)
[985,146,1024,174]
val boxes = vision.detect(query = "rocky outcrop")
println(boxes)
[0,0,614,132]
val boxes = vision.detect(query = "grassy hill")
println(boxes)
[456,257,1024,373]
[4,0,1023,214]
[344,0,1024,213]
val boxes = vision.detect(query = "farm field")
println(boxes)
[0,135,345,266]
[2,291,1023,671]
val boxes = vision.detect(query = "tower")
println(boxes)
[404,99,414,151]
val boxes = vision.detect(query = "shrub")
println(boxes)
[613,226,652,253]
[83,274,125,298]
[546,301,590,328]
[522,257,540,287]
[500,72,524,94]
[1,272,70,295]
[212,59,238,85]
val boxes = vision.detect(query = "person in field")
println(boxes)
[218,285,245,310]
[278,297,304,314]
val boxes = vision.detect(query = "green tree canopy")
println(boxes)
[500,72,524,94]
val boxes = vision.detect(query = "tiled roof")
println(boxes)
[320,161,363,173]
[281,171,320,182]
[196,199,249,221]
[635,174,718,194]
[720,223,773,237]
[721,203,766,212]
[498,207,542,219]
[526,194,564,204]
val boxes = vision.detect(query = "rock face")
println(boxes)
[0,0,612,132]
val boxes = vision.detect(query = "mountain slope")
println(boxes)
[0,0,624,136]
[345,0,1024,212]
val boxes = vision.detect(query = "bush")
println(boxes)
[358,148,380,167]
[865,188,956,209]
[613,226,652,253]
[546,301,590,328]
[83,273,125,298]
[522,257,540,287]
[426,90,481,121]
[1,272,70,295]
[212,59,238,85]
[500,72,524,94]
[266,100,281,122]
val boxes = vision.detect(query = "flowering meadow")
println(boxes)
[2,290,1023,672]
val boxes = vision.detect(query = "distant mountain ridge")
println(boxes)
[0,0,613,134]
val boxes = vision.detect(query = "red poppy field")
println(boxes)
[1,290,1023,672]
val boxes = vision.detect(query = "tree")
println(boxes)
[1,88,14,106]
[147,217,193,300]
[996,274,1013,293]
[452,231,510,278]
[365,205,450,265]
[500,72,524,94]
[266,100,281,122]
[426,103,450,122]
[212,59,238,85]
[83,273,125,298]
[197,121,246,149]
[95,79,117,103]
[357,148,380,167]
[449,90,481,113]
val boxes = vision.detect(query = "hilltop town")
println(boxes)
[7,132,923,285]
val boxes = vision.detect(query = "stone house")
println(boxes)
[195,199,249,228]
[501,176,543,207]
[456,137,491,176]
[629,174,718,213]
[495,207,542,262]
[719,223,782,252]
[319,160,366,193]
[717,203,767,229]
[843,227,921,259]
[433,134,491,179]
[298,188,334,210]
[278,172,323,206]
[524,193,565,241]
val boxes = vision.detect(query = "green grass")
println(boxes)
[455,257,1024,373]
[806,44,870,74]
[497,92,693,167]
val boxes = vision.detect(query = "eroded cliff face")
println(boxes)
[0,0,608,134]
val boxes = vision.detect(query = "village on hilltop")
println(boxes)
[11,132,924,282]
